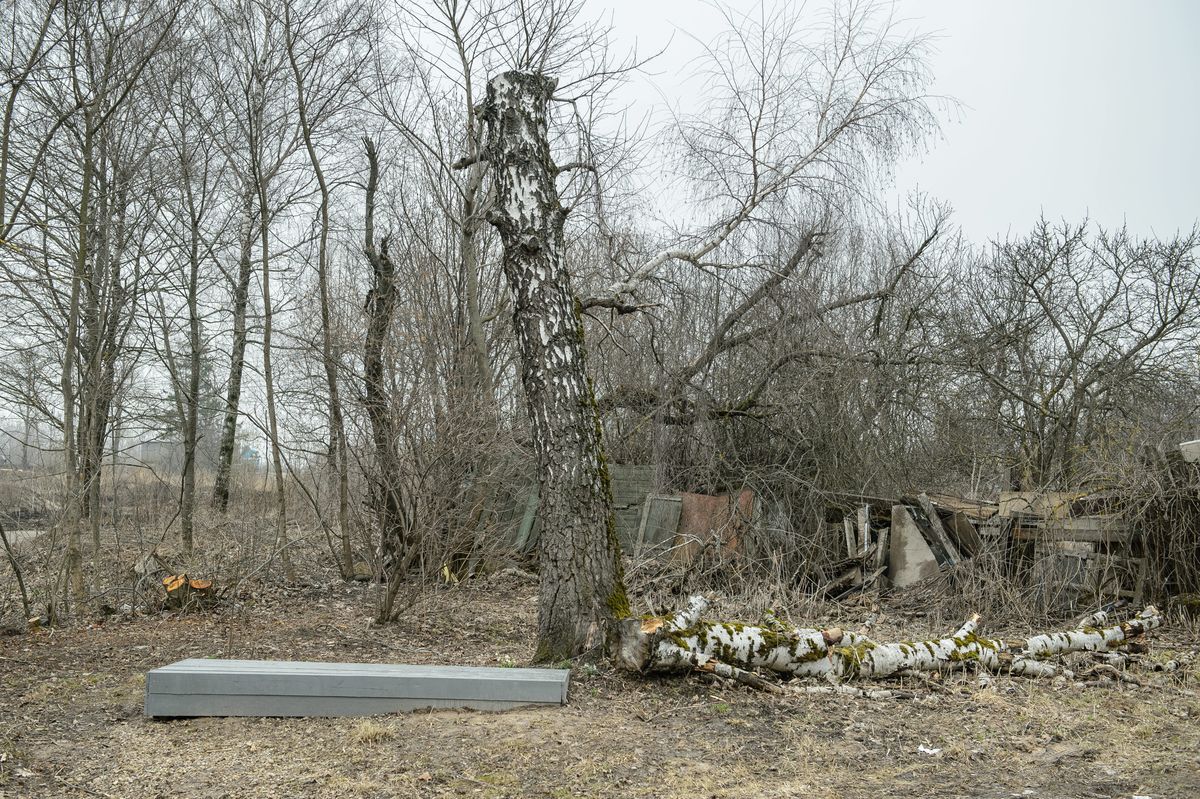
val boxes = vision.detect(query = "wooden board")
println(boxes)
[633,494,682,557]
[998,491,1082,520]
[1012,516,1134,544]
[145,659,570,718]
[856,505,871,556]
[945,511,985,557]
[912,495,961,566]
[924,493,998,521]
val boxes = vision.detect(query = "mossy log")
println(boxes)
[613,595,1162,685]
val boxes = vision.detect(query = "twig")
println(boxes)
[0,520,32,619]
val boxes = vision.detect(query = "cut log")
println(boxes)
[614,595,1163,687]
[163,573,214,609]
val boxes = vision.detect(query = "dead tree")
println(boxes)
[361,138,414,619]
[615,595,1163,688]
[482,71,628,661]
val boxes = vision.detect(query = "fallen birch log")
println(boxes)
[613,595,1162,685]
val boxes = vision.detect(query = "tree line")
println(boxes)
[2,0,1197,657]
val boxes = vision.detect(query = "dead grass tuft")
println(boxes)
[349,719,395,745]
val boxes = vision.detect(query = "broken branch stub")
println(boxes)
[614,595,1163,686]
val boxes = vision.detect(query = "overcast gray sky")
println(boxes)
[599,0,1200,243]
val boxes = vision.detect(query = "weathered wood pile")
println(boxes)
[827,490,1145,609]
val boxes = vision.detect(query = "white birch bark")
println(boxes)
[617,595,1163,685]
[482,71,627,661]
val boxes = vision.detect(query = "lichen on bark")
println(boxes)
[616,594,1164,687]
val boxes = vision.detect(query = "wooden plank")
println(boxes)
[1055,516,1128,532]
[915,494,961,566]
[1013,517,1134,545]
[856,505,871,556]
[872,526,890,572]
[514,493,539,552]
[634,495,681,558]
[945,511,984,558]
[145,659,569,718]
[924,493,998,521]
[633,500,651,558]
[998,491,1081,520]
[843,518,856,559]
[869,525,890,590]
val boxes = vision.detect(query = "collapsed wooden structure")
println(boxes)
[614,594,1162,691]
[498,465,1146,608]
[809,489,1146,610]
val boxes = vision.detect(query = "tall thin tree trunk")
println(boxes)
[60,120,94,605]
[82,147,111,561]
[461,157,493,408]
[212,195,255,512]
[109,407,120,531]
[481,71,628,661]
[257,178,293,582]
[20,406,31,470]
[180,209,201,554]
[287,44,352,576]
[446,119,496,576]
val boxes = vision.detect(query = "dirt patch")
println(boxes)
[2,577,1199,798]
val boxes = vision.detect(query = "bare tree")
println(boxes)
[956,220,1200,488]
[282,0,373,576]
[150,22,228,555]
[8,0,180,600]
[206,0,302,523]
[361,138,416,617]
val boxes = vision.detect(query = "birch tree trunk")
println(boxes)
[212,194,255,513]
[258,181,293,583]
[481,71,628,661]
[615,595,1164,684]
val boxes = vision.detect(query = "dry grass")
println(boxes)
[3,466,1200,797]
[350,719,396,745]
[2,574,1198,798]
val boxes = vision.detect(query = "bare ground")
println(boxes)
[2,571,1199,799]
